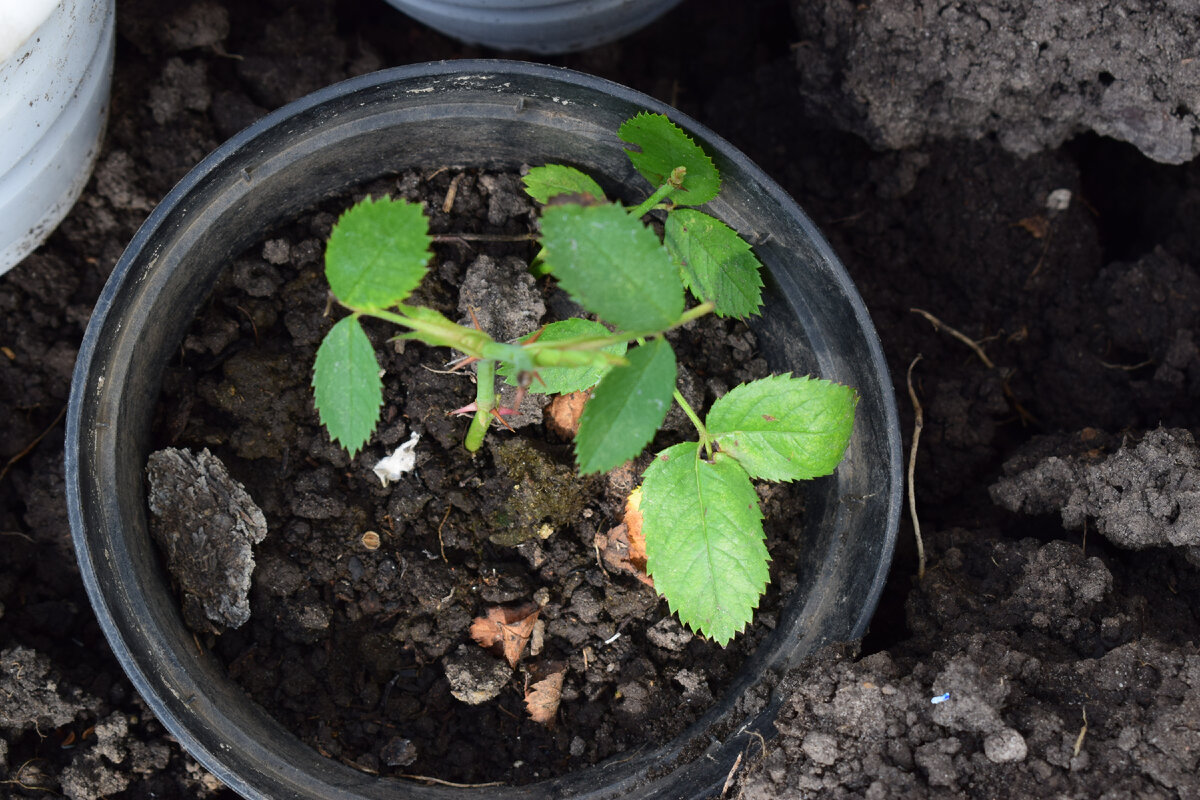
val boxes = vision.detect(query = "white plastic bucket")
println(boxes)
[381,0,685,54]
[0,0,115,276]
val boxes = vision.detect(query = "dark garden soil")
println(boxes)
[3,0,1200,798]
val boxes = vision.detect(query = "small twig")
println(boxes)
[431,233,537,243]
[400,775,506,788]
[739,726,768,756]
[911,308,995,369]
[0,777,54,794]
[1026,221,1055,282]
[0,405,67,484]
[1073,707,1088,757]
[420,363,474,377]
[1098,357,1154,371]
[0,759,54,794]
[342,756,378,775]
[999,375,1038,427]
[719,751,743,799]
[906,356,926,580]
[235,305,260,347]
[720,727,768,799]
[825,209,867,226]
[442,172,465,213]
[593,535,610,576]
[495,703,521,721]
[437,506,451,562]
[210,43,245,61]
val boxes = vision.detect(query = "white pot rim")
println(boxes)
[0,0,62,62]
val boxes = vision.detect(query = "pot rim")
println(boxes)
[67,59,902,800]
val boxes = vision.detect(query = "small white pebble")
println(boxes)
[373,431,420,486]
[983,728,1028,763]
[1046,188,1072,212]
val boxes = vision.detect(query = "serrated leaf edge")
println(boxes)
[665,209,764,319]
[641,446,768,645]
[325,196,432,311]
[618,112,720,206]
[312,315,382,457]
[707,374,857,482]
[574,338,676,474]
[539,203,685,332]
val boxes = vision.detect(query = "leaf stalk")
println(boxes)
[673,388,710,455]
[627,171,683,219]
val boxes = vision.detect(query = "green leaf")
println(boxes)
[498,319,627,395]
[707,374,856,482]
[523,165,606,204]
[664,209,764,318]
[540,202,684,331]
[313,316,383,456]
[575,337,676,474]
[642,443,768,645]
[619,112,720,206]
[325,196,432,310]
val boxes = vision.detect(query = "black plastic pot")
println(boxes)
[67,60,901,799]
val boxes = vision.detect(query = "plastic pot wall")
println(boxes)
[379,0,683,53]
[67,61,901,800]
[0,0,115,275]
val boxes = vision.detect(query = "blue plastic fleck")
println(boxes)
[930,692,951,705]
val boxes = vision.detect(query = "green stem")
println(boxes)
[673,389,710,456]
[627,181,677,220]
[674,301,715,328]
[523,301,717,361]
[365,306,493,359]
[464,360,496,452]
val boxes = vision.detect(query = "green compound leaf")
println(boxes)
[619,112,721,206]
[540,202,684,332]
[325,196,432,310]
[642,443,768,645]
[707,374,857,482]
[523,165,606,204]
[575,337,676,474]
[498,319,628,395]
[664,209,764,318]
[313,316,383,457]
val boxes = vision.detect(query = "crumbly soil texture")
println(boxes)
[3,0,1200,798]
[145,166,802,784]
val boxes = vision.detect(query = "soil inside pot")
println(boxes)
[148,166,813,785]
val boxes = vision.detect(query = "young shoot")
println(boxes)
[312,112,857,645]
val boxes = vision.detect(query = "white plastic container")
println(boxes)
[382,0,684,54]
[0,0,115,276]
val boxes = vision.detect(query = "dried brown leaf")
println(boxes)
[545,390,589,438]
[1016,215,1050,239]
[469,602,540,668]
[595,489,653,589]
[524,665,566,726]
[624,488,646,569]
